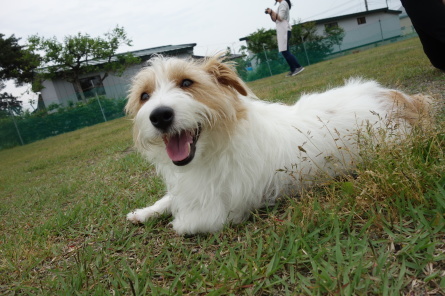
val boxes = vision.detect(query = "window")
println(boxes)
[75,75,106,101]
[324,22,339,30]
[357,17,366,25]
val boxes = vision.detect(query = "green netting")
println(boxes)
[0,94,127,150]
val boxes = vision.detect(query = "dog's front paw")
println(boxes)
[171,216,225,235]
[126,208,159,224]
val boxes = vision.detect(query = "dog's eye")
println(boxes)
[181,79,193,88]
[140,92,150,101]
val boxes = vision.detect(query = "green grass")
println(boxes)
[1,37,445,295]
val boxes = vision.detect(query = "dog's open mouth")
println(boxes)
[162,126,201,166]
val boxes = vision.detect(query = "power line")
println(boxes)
[299,0,392,22]
[299,0,361,22]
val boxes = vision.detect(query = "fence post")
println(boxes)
[96,93,107,122]
[7,101,24,146]
[91,81,107,122]
[262,44,273,77]
[301,36,310,66]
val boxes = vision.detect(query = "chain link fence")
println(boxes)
[0,90,127,150]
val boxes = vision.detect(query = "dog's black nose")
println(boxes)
[150,106,174,130]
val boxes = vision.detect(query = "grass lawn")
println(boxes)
[1,37,445,295]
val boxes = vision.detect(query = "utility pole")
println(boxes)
[364,0,369,11]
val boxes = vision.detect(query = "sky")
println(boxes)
[1,0,402,109]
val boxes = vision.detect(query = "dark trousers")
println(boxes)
[401,0,445,71]
[280,31,301,72]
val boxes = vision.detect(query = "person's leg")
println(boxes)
[281,50,296,72]
[286,31,302,69]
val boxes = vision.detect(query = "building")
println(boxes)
[39,43,197,108]
[310,8,402,52]
[240,8,402,54]
[398,6,415,35]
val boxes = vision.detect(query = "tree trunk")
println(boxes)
[99,72,108,84]
[73,79,86,101]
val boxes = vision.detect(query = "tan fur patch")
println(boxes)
[125,69,156,117]
[385,90,431,126]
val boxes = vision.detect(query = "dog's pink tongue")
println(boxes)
[165,131,193,162]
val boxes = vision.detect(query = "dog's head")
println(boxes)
[126,55,249,166]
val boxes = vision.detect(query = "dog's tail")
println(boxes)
[383,89,433,127]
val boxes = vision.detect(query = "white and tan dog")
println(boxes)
[125,55,429,235]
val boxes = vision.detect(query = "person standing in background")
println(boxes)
[265,0,305,77]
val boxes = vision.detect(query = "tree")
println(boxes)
[324,25,346,50]
[29,25,140,101]
[243,22,345,66]
[0,33,40,87]
[244,28,278,64]
[290,22,345,63]
[0,34,38,117]
[0,92,22,117]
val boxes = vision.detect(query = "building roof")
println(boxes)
[308,8,402,25]
[122,43,197,59]
[87,43,197,66]
[397,5,409,18]
[38,43,197,72]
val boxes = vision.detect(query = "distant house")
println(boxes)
[309,8,402,52]
[240,8,402,54]
[39,43,197,108]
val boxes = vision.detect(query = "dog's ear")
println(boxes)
[204,57,248,97]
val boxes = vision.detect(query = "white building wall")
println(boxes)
[315,12,401,52]
[40,80,59,107]
[40,79,79,107]
[53,80,77,105]
[400,17,414,35]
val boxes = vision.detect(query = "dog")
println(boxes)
[125,55,430,235]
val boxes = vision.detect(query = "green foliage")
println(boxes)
[244,28,278,64]
[239,22,345,81]
[0,92,22,117]
[324,25,346,48]
[290,22,345,65]
[0,33,40,87]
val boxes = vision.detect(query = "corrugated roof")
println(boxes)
[128,43,197,58]
[87,43,197,66]
[38,43,197,70]
[308,8,402,25]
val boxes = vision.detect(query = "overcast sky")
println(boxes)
[1,0,402,109]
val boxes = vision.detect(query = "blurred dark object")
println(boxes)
[401,0,445,71]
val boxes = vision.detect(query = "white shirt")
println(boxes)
[276,1,292,51]
[277,1,291,30]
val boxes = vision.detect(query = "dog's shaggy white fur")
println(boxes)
[125,55,430,235]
